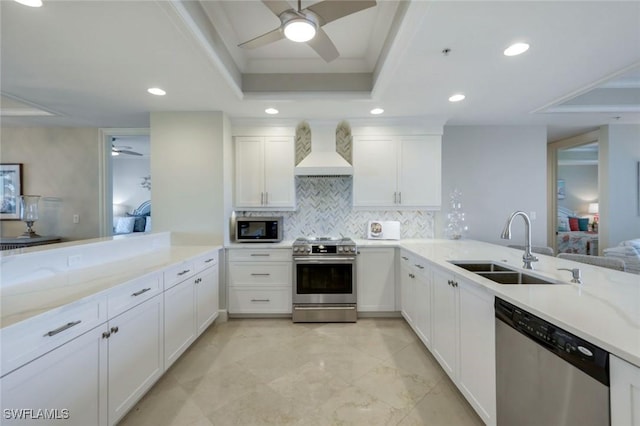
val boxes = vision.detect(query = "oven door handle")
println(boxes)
[293,257,356,263]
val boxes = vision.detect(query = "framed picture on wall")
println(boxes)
[557,179,566,200]
[1,163,23,220]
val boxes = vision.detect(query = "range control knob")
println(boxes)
[293,247,299,252]
[338,247,344,252]
[306,247,311,253]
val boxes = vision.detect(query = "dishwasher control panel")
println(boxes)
[495,297,609,385]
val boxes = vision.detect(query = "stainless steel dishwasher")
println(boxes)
[495,298,610,426]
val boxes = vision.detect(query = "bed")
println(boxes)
[557,206,598,255]
[113,200,151,234]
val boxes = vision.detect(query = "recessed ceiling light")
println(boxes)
[147,87,166,96]
[265,108,279,115]
[370,108,384,115]
[283,18,317,42]
[504,42,530,56]
[448,94,465,102]
[14,0,42,7]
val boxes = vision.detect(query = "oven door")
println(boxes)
[293,257,356,305]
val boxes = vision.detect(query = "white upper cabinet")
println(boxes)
[353,135,441,209]
[235,136,295,210]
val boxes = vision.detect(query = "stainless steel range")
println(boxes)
[292,237,357,323]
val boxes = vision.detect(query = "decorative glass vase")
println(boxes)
[445,189,468,240]
[19,195,41,238]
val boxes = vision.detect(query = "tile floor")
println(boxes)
[119,318,484,426]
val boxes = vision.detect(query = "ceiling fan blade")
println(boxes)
[307,27,339,62]
[262,0,293,16]
[238,27,285,49]
[117,150,143,156]
[306,0,376,25]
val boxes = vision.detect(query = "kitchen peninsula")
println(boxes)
[1,235,638,425]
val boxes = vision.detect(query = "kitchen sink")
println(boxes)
[449,261,564,285]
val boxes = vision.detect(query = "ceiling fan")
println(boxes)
[237,0,377,63]
[111,138,142,156]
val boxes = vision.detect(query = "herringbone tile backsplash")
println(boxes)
[241,177,435,240]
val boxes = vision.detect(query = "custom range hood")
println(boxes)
[294,125,353,176]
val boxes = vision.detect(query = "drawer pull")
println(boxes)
[415,264,424,269]
[204,258,215,263]
[44,320,81,337]
[177,269,191,276]
[251,299,270,302]
[402,256,409,261]
[132,287,151,297]
[251,273,271,276]
[250,253,270,257]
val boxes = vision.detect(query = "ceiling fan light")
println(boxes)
[284,19,316,43]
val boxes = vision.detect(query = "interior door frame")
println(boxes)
[547,130,599,254]
[98,128,150,237]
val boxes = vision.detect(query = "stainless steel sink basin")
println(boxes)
[449,261,564,285]
[449,261,515,273]
[476,271,559,285]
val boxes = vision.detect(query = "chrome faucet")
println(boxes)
[500,211,538,269]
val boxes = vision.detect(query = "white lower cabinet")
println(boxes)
[196,263,219,335]
[107,294,164,425]
[0,325,108,426]
[400,251,433,348]
[410,262,495,426]
[227,248,292,315]
[610,354,640,426]
[357,247,396,312]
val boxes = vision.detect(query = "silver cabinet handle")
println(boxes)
[132,287,151,297]
[402,256,409,261]
[251,299,270,302]
[110,326,119,334]
[44,320,81,337]
[415,264,424,269]
[393,192,397,203]
[177,269,190,276]
[194,278,202,284]
[261,192,264,205]
[251,273,271,276]
[204,258,215,263]
[102,331,111,339]
[250,253,270,257]
[398,192,402,204]
[409,273,415,279]
[265,192,268,205]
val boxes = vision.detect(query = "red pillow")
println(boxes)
[568,217,579,231]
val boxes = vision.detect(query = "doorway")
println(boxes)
[548,130,599,255]
[98,128,150,237]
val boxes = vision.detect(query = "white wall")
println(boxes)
[558,164,598,215]
[599,124,640,247]
[439,125,548,246]
[150,112,230,244]
[112,157,150,213]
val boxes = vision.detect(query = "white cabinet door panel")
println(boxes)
[235,137,265,208]
[398,135,441,208]
[196,265,219,335]
[357,248,395,312]
[264,137,295,208]
[431,267,458,379]
[164,279,196,368]
[611,355,640,426]
[353,137,397,207]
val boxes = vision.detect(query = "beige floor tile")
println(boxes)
[317,384,408,426]
[119,318,485,426]
[397,379,485,426]
[352,363,440,410]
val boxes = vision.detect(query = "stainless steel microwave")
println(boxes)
[235,216,283,242]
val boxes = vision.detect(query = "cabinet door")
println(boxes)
[398,135,441,208]
[164,279,196,368]
[431,266,458,379]
[399,255,415,325]
[1,326,108,426]
[353,136,398,207]
[263,137,295,208]
[413,268,432,349]
[357,248,395,312]
[235,136,265,208]
[196,265,219,336]
[457,277,496,426]
[108,295,164,426]
[611,355,640,426]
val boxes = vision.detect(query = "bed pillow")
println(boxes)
[558,216,568,232]
[144,216,152,232]
[568,217,579,231]
[115,216,136,234]
[126,213,147,232]
[577,218,589,231]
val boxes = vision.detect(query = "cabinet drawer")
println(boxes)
[228,287,291,314]
[107,273,162,318]
[228,249,292,262]
[163,261,195,289]
[228,262,292,286]
[1,296,107,377]
[194,251,218,273]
